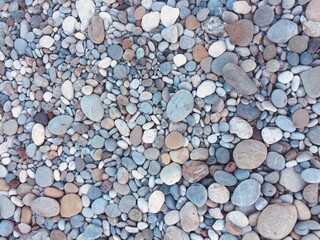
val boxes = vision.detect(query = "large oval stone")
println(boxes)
[167,90,194,122]
[222,63,258,95]
[48,115,73,135]
[80,94,104,121]
[233,139,267,169]
[231,179,261,206]
[257,203,297,239]
[300,66,320,99]
[31,197,60,217]
[267,19,298,43]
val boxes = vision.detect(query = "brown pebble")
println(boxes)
[288,35,308,53]
[200,57,212,73]
[135,6,146,20]
[292,109,309,128]
[20,206,32,224]
[60,194,83,218]
[263,45,277,60]
[160,153,171,165]
[165,132,184,150]
[225,22,244,45]
[101,180,113,193]
[182,161,209,183]
[130,125,143,146]
[193,45,209,62]
[64,183,78,193]
[44,187,64,198]
[303,184,318,204]
[50,230,66,240]
[186,15,200,30]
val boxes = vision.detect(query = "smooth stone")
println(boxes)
[119,195,136,213]
[208,183,230,204]
[105,204,121,217]
[14,38,28,55]
[267,19,298,43]
[288,36,309,53]
[233,139,267,169]
[179,36,195,50]
[214,170,237,186]
[257,203,297,239]
[231,179,261,206]
[280,167,306,192]
[193,45,209,62]
[142,12,160,31]
[88,16,105,44]
[165,132,184,149]
[226,211,249,228]
[76,0,95,22]
[307,126,320,145]
[0,220,14,237]
[186,183,207,207]
[236,103,261,121]
[169,148,189,164]
[208,40,226,58]
[166,90,194,122]
[229,117,253,139]
[164,226,190,240]
[35,165,54,187]
[253,5,274,27]
[173,54,187,67]
[237,19,254,47]
[233,1,251,14]
[3,119,18,135]
[148,190,165,213]
[107,45,123,60]
[81,94,104,121]
[265,151,285,170]
[271,89,288,108]
[261,127,283,144]
[39,36,54,48]
[160,163,182,185]
[301,168,320,183]
[306,0,320,22]
[211,52,238,76]
[48,115,73,135]
[31,197,60,217]
[196,80,216,98]
[31,123,45,146]
[182,161,209,183]
[275,115,296,132]
[161,6,179,27]
[0,196,15,219]
[61,194,83,218]
[34,112,49,126]
[278,71,294,84]
[62,16,77,35]
[222,63,258,95]
[61,80,74,100]
[225,21,244,45]
[180,202,199,232]
[83,224,103,240]
[300,66,320,98]
[161,25,178,43]
[292,109,310,128]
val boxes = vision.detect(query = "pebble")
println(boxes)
[0,196,15,219]
[61,194,82,217]
[253,5,274,27]
[280,167,306,192]
[165,132,184,149]
[233,140,267,169]
[0,220,14,237]
[271,89,288,108]
[292,109,310,128]
[83,224,103,240]
[231,179,261,206]
[180,202,199,232]
[222,63,258,95]
[3,119,18,135]
[306,0,320,22]
[88,16,105,45]
[257,203,297,239]
[233,1,251,14]
[76,0,95,22]
[261,127,283,144]
[301,168,320,183]
[173,54,187,67]
[142,12,160,31]
[186,183,207,207]
[35,165,54,187]
[161,6,179,27]
[211,52,238,76]
[182,161,209,183]
[31,197,60,217]
[208,40,226,58]
[164,226,190,240]
[229,117,253,139]
[208,183,230,204]
[166,90,194,122]
[81,94,104,121]
[300,66,320,98]
[196,80,216,98]
[48,115,73,135]
[160,163,182,185]
[307,126,320,145]
[267,19,298,43]
[149,190,165,213]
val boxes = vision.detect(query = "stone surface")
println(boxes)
[32,123,45,146]
[161,6,179,27]
[280,167,306,192]
[306,0,320,22]
[300,67,320,98]
[35,165,54,187]
[229,117,253,139]
[142,12,160,31]
[253,5,274,27]
[267,19,298,43]
[76,0,95,22]
[164,226,190,240]
[0,196,15,219]
[61,194,83,218]
[196,80,216,98]
[257,203,297,239]
[166,90,194,122]
[231,179,261,207]
[307,126,320,145]
[301,168,320,183]
[182,161,209,183]
[165,132,184,149]
[160,163,182,185]
[149,190,165,213]
[31,197,60,217]
[261,127,283,144]
[88,16,105,44]
[208,183,230,204]
[208,40,226,58]
[186,183,207,207]
[81,94,104,121]
[211,52,238,76]
[292,109,309,128]
[222,63,258,95]
[233,139,267,169]
[48,115,73,135]
[180,202,199,232]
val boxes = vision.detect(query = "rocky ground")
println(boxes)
[1,0,320,239]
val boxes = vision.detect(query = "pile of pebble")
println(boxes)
[1,0,320,239]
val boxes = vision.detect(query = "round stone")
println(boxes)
[182,161,209,183]
[81,94,104,121]
[280,167,306,192]
[48,115,73,135]
[141,12,160,31]
[166,90,194,122]
[3,119,18,136]
[231,179,261,207]
[105,204,121,217]
[61,194,83,218]
[261,127,283,144]
[253,5,274,27]
[265,152,285,171]
[229,117,253,139]
[160,6,179,27]
[196,80,216,98]
[119,195,136,213]
[208,183,230,204]
[301,168,320,183]
[288,36,308,53]
[0,220,14,237]
[35,166,54,188]
[292,109,309,128]
[257,203,297,239]
[107,45,123,60]
[31,197,60,217]
[0,196,15,219]
[193,45,209,62]
[32,123,45,146]
[180,202,199,232]
[208,40,226,58]
[271,89,288,108]
[165,132,184,149]
[160,163,182,185]
[233,140,267,169]
[186,183,208,207]
[267,19,298,43]
[148,190,165,213]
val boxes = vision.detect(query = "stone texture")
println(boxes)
[182,161,209,183]
[180,202,199,232]
[267,19,298,43]
[88,16,105,44]
[61,194,83,218]
[231,179,261,207]
[31,197,60,217]
[300,67,320,98]
[167,90,194,122]
[81,94,104,121]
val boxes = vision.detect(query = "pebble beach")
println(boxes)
[1,0,320,239]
